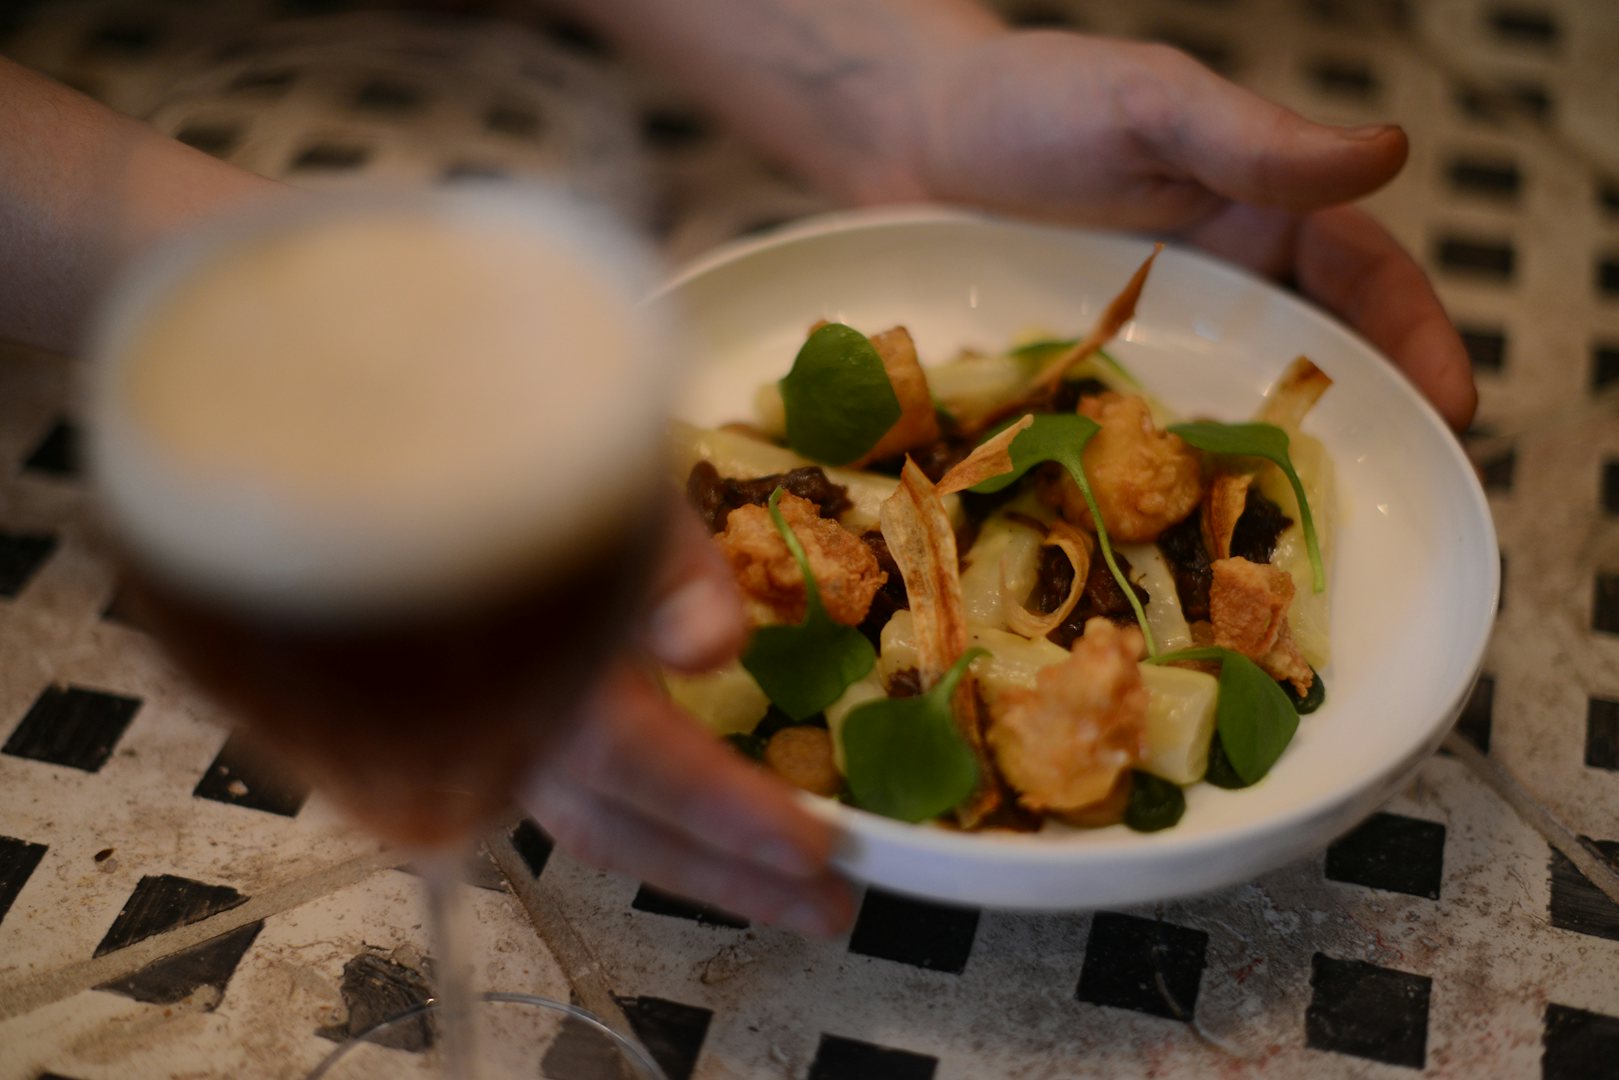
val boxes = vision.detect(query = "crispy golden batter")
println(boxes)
[718,491,886,626]
[986,618,1147,816]
[1209,557,1313,694]
[764,726,842,796]
[1047,393,1203,542]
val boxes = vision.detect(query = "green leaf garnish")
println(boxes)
[723,732,765,761]
[1124,771,1186,832]
[1203,734,1247,789]
[1167,421,1325,593]
[1147,647,1300,785]
[778,323,901,464]
[842,648,986,822]
[740,489,877,720]
[1009,340,1141,388]
[966,413,1157,656]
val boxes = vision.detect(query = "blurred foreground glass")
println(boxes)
[87,186,677,1077]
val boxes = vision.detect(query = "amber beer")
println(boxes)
[90,189,672,847]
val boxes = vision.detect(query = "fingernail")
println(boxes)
[779,900,833,937]
[752,837,817,878]
[1340,123,1398,141]
[646,576,736,668]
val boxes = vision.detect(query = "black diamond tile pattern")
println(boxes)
[1588,697,1619,771]
[1305,954,1431,1069]
[1307,57,1378,99]
[1456,673,1494,753]
[1076,912,1208,1021]
[441,162,509,183]
[1147,25,1234,75]
[1594,343,1619,391]
[631,885,748,929]
[509,818,553,878]
[1507,81,1554,121]
[93,874,260,1008]
[540,16,610,57]
[228,67,297,96]
[0,835,48,926]
[641,108,710,149]
[1601,257,1619,298]
[1481,448,1516,492]
[1602,460,1619,516]
[1325,812,1447,899]
[484,101,543,138]
[1549,839,1619,943]
[1595,574,1619,635]
[83,17,161,56]
[21,420,80,477]
[1488,6,1559,47]
[289,142,371,171]
[1436,236,1515,280]
[193,733,309,817]
[1543,1003,1619,1080]
[316,951,435,1051]
[1447,157,1520,200]
[353,77,423,113]
[1459,327,1506,373]
[847,889,979,974]
[1004,2,1083,28]
[175,123,242,158]
[807,1034,937,1080]
[618,996,713,1080]
[4,685,141,772]
[0,531,56,598]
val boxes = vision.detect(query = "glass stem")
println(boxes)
[420,850,478,1080]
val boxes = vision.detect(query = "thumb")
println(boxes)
[1136,50,1409,211]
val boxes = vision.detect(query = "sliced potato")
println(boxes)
[958,492,1054,632]
[664,661,769,736]
[878,610,1067,705]
[1114,542,1194,653]
[1138,663,1218,785]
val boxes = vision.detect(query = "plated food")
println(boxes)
[670,246,1336,836]
[660,209,1495,908]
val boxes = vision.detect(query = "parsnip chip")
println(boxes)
[854,327,943,466]
[1005,519,1094,640]
[1256,357,1333,431]
[1201,472,1253,562]
[1026,244,1163,397]
[879,461,1002,826]
[935,414,1035,495]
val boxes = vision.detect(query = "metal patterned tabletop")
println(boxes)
[1,1,1616,1077]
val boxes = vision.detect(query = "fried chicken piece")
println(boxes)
[718,491,887,626]
[1209,557,1313,694]
[1046,393,1203,543]
[986,618,1148,817]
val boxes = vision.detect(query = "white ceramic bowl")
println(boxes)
[663,207,1498,910]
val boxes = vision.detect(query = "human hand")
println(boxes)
[518,506,857,936]
[879,32,1475,430]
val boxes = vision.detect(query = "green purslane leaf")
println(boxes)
[778,323,901,465]
[1008,341,1141,389]
[740,489,877,721]
[966,413,1157,656]
[842,648,987,823]
[1167,421,1326,593]
[1124,771,1186,832]
[1147,647,1301,786]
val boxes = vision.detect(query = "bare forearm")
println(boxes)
[546,0,1002,202]
[0,57,283,352]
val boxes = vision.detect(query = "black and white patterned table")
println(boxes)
[2,1,1617,1077]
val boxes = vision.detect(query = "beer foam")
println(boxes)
[91,187,674,618]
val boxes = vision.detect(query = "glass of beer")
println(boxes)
[87,186,676,1078]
